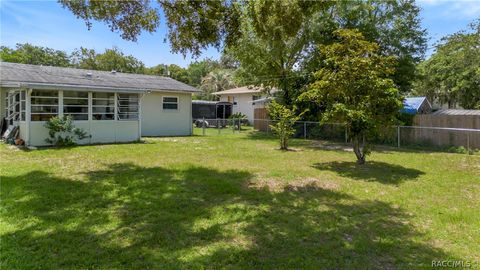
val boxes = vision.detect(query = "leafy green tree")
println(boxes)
[300,29,402,164]
[228,1,329,106]
[303,0,427,93]
[145,64,168,76]
[0,43,70,67]
[60,0,240,57]
[155,0,242,57]
[219,52,239,69]
[96,48,145,73]
[60,0,425,99]
[414,20,480,109]
[59,0,160,42]
[186,59,220,86]
[167,64,189,84]
[70,47,97,70]
[71,47,145,73]
[199,69,236,100]
[267,101,302,150]
[60,0,328,103]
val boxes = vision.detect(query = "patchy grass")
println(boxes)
[1,129,479,269]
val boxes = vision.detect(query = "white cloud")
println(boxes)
[418,0,480,19]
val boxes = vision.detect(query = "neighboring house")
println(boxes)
[192,100,232,120]
[212,86,270,123]
[401,97,432,115]
[0,62,199,146]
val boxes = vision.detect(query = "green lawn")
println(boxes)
[1,129,479,269]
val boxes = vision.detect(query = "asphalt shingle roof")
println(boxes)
[0,62,199,93]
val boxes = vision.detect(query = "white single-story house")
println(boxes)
[0,62,200,146]
[212,86,271,123]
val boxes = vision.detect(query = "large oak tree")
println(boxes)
[60,0,426,103]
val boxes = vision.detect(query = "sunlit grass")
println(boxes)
[1,130,479,269]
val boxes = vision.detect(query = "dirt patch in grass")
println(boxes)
[247,177,339,192]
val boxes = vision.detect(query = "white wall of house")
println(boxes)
[218,93,264,123]
[141,92,192,136]
[0,88,194,146]
[27,120,140,146]
[24,90,142,146]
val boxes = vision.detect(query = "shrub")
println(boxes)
[44,115,88,146]
[267,101,302,150]
[229,112,249,126]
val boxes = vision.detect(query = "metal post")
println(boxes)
[202,117,206,136]
[397,126,400,148]
[218,118,220,135]
[467,132,470,154]
[345,126,348,143]
[304,122,307,139]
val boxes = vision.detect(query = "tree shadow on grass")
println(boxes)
[313,161,425,185]
[1,163,450,269]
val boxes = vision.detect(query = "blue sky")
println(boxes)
[1,0,479,68]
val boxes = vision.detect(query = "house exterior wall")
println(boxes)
[0,89,142,146]
[27,111,141,146]
[18,122,27,141]
[0,88,194,146]
[219,93,262,124]
[141,92,192,136]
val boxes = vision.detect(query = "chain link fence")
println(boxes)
[193,118,248,136]
[193,118,480,153]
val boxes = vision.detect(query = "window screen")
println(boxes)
[92,92,115,120]
[63,91,89,120]
[31,90,59,121]
[163,96,178,110]
[117,94,139,120]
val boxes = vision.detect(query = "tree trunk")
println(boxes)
[280,134,288,150]
[352,136,366,165]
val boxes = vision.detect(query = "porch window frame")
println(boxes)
[62,90,89,121]
[30,90,59,122]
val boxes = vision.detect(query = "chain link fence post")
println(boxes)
[345,125,348,143]
[202,117,206,136]
[397,126,400,148]
[467,132,470,154]
[304,122,307,139]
